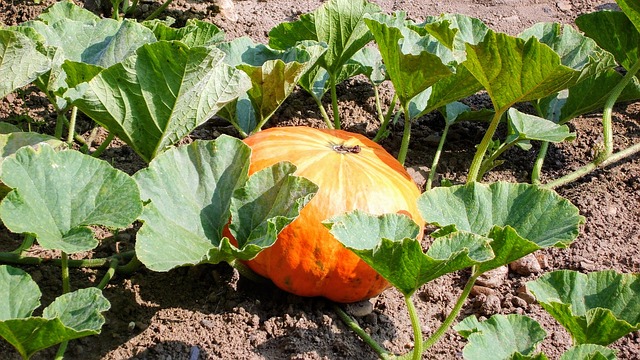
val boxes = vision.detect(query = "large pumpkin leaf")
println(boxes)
[70,41,251,162]
[21,2,156,110]
[268,0,380,75]
[527,270,640,346]
[0,30,51,99]
[144,18,225,47]
[455,314,548,360]
[463,30,586,113]
[618,0,640,33]
[363,12,454,110]
[325,210,493,296]
[0,280,110,360]
[217,37,326,135]
[0,145,142,253]
[133,137,317,271]
[576,10,640,71]
[0,131,64,177]
[418,182,584,273]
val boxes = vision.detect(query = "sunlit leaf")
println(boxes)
[0,145,142,253]
[527,270,640,346]
[0,30,51,98]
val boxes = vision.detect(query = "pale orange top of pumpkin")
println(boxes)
[242,126,425,303]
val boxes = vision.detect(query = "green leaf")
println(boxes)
[325,210,493,296]
[36,0,99,23]
[350,46,387,85]
[506,108,575,144]
[225,162,318,262]
[418,182,584,273]
[455,314,547,360]
[0,145,142,253]
[133,137,317,271]
[269,0,380,74]
[560,344,617,360]
[618,0,640,34]
[217,37,326,134]
[0,30,51,98]
[527,270,640,346]
[463,30,583,112]
[0,287,110,360]
[0,266,41,320]
[576,10,640,71]
[0,131,64,177]
[70,41,251,162]
[144,18,225,47]
[364,12,454,109]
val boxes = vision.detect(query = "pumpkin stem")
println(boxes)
[332,144,361,154]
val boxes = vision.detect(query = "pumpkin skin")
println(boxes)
[241,126,424,303]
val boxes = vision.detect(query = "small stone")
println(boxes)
[345,298,375,317]
[406,166,430,189]
[535,253,550,269]
[516,285,537,304]
[479,294,502,316]
[200,319,215,329]
[511,296,528,309]
[476,266,508,288]
[471,285,496,296]
[557,1,572,11]
[510,254,542,276]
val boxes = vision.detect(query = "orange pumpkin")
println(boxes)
[241,126,424,303]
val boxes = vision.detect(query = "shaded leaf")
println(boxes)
[0,145,142,253]
[0,266,41,321]
[455,314,547,360]
[527,270,640,346]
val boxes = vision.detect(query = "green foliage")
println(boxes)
[133,136,317,271]
[0,145,142,253]
[527,270,640,346]
[0,266,110,359]
[0,30,50,98]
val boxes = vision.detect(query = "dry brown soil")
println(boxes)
[0,0,639,359]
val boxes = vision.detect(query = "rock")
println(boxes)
[345,298,376,317]
[478,294,502,316]
[471,285,496,296]
[557,1,572,11]
[509,254,542,276]
[216,0,238,22]
[406,165,430,189]
[476,266,508,288]
[516,285,537,304]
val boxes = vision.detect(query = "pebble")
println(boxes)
[516,285,537,304]
[345,298,375,317]
[509,253,542,276]
[557,1,572,11]
[471,285,496,296]
[479,294,502,316]
[476,266,508,288]
[406,165,430,189]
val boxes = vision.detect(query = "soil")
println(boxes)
[1,0,639,359]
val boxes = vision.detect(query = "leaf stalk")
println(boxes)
[467,109,505,182]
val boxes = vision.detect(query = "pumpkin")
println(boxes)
[241,126,424,303]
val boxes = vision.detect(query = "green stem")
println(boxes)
[531,141,550,185]
[91,132,115,158]
[405,295,423,360]
[330,72,341,129]
[425,123,451,191]
[467,109,505,183]
[97,258,119,290]
[373,94,399,142]
[332,304,392,360]
[54,341,68,360]
[144,0,173,21]
[476,140,519,180]
[313,95,333,129]
[601,59,640,159]
[66,106,78,146]
[373,85,385,125]
[61,252,70,294]
[543,141,640,189]
[422,270,479,351]
[117,255,143,275]
[397,104,412,166]
[11,234,35,255]
[54,112,66,139]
